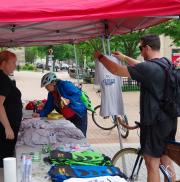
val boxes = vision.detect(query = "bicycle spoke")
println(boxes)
[112,148,147,182]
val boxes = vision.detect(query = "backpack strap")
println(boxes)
[153,57,172,99]
[144,58,171,104]
[153,57,172,70]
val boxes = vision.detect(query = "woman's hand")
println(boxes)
[32,112,40,118]
[5,126,14,140]
[61,97,70,105]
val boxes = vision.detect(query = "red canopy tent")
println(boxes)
[0,0,179,46]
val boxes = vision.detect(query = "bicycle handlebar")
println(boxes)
[117,117,140,130]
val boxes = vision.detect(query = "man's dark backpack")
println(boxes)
[151,57,180,118]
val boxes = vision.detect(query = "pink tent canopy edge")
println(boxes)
[0,0,180,22]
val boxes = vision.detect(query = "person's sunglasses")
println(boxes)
[139,45,146,51]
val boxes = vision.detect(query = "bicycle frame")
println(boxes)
[159,165,173,182]
[129,148,143,181]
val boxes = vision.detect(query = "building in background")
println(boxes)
[160,35,180,62]
[7,47,25,65]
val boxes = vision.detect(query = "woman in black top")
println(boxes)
[0,51,22,168]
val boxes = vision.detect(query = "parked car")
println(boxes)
[68,68,83,79]
[36,62,44,69]
[60,63,69,70]
[83,69,95,83]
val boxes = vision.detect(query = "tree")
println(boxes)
[110,30,145,58]
[25,47,38,64]
[44,45,74,59]
[74,30,145,67]
[76,38,104,68]
[25,44,75,70]
[148,19,180,46]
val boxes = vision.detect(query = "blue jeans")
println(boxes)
[69,111,87,137]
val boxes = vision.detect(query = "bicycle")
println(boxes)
[112,118,180,182]
[92,105,129,138]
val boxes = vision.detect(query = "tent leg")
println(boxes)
[107,36,111,56]
[101,36,107,55]
[73,44,79,85]
[101,36,111,55]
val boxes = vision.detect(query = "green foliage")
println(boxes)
[87,61,95,69]
[76,38,104,64]
[148,19,180,46]
[75,31,145,64]
[122,85,140,92]
[25,47,38,63]
[21,64,36,71]
[50,44,74,60]
[25,44,74,61]
[25,44,74,70]
[34,44,74,61]
[36,46,48,58]
[111,30,145,58]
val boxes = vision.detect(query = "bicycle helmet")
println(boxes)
[41,72,57,87]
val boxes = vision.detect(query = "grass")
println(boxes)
[122,85,140,92]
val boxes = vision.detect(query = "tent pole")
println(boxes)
[107,36,111,56]
[101,36,107,55]
[73,43,79,85]
[102,20,110,55]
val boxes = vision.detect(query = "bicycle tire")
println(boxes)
[119,115,129,138]
[92,105,130,139]
[92,105,117,130]
[112,148,147,182]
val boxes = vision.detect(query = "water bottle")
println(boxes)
[49,132,56,144]
[21,156,32,182]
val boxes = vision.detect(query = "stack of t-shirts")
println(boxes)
[17,118,85,146]
[63,176,127,182]
[47,150,127,181]
[48,165,127,182]
[46,150,112,166]
[56,143,92,152]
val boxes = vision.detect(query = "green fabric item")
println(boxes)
[49,150,112,166]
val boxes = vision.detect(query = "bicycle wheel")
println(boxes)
[119,115,129,138]
[112,148,147,182]
[92,105,117,130]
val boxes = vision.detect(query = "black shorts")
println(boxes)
[140,114,177,158]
